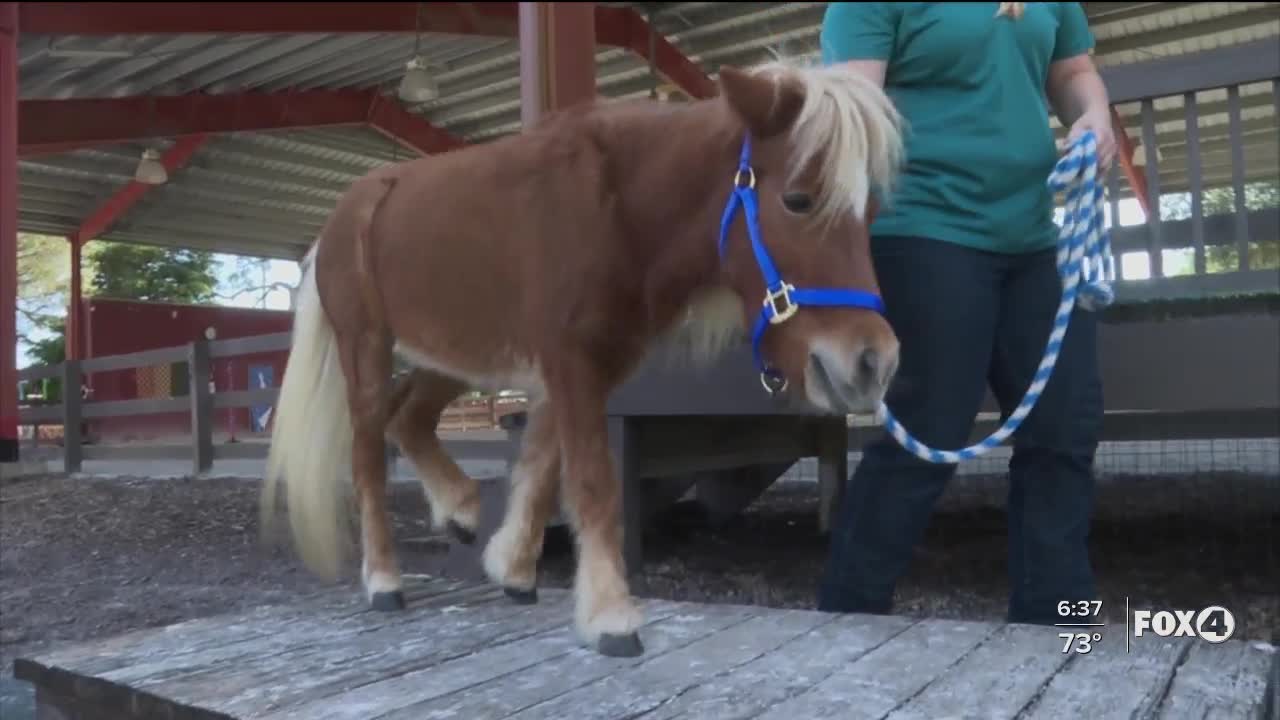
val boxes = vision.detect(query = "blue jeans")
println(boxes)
[817,235,1103,625]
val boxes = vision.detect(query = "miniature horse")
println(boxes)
[262,59,906,658]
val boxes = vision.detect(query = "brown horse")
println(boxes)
[262,59,905,658]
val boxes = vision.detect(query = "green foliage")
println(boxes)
[25,320,67,368]
[86,242,219,304]
[21,319,67,403]
[1158,181,1280,272]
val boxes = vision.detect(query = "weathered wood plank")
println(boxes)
[17,586,354,679]
[747,618,1003,720]
[278,598,747,720]
[645,613,919,720]
[1154,639,1275,719]
[99,585,509,685]
[17,578,470,680]
[1018,631,1193,719]
[501,607,841,720]
[121,587,552,715]
[205,593,585,719]
[882,623,1074,720]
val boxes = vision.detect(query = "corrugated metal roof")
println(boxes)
[16,2,1280,259]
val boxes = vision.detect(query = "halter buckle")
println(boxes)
[733,166,756,190]
[764,282,798,325]
[760,372,788,395]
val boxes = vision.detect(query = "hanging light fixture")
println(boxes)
[397,56,438,103]
[397,3,437,103]
[134,148,167,185]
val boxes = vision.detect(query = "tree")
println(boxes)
[16,233,69,347]
[87,242,220,303]
[216,255,298,310]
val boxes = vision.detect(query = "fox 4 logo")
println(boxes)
[1132,606,1236,644]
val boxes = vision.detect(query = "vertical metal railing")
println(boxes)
[1138,96,1165,279]
[1107,74,1279,300]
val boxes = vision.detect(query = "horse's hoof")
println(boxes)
[597,633,644,658]
[446,520,476,545]
[370,591,406,612]
[504,587,538,605]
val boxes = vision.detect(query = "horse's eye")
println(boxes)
[782,192,813,214]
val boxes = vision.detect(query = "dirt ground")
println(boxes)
[2,469,1278,676]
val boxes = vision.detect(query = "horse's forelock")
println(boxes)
[748,61,906,227]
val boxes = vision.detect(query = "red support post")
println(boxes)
[1,2,18,462]
[67,237,82,361]
[519,2,597,129]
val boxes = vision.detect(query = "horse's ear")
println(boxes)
[718,65,805,139]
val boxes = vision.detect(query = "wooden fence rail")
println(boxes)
[15,331,521,474]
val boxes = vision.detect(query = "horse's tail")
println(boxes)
[261,241,355,582]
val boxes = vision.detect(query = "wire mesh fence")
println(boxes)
[772,433,1279,643]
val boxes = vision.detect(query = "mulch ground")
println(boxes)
[2,469,1278,676]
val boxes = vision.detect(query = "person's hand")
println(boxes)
[1065,107,1117,171]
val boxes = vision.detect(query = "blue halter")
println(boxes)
[718,136,887,394]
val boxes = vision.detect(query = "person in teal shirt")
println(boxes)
[817,2,1116,626]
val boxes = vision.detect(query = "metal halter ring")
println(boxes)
[733,167,756,190]
[760,371,788,395]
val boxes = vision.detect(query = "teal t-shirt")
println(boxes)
[821,2,1096,254]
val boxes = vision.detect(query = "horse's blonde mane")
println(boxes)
[996,2,1026,20]
[749,60,906,226]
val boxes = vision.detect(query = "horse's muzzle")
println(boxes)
[806,339,899,415]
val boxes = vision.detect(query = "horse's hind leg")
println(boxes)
[340,334,404,610]
[385,369,481,544]
[482,399,560,603]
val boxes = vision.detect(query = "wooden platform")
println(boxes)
[13,578,1277,720]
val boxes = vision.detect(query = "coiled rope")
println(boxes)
[876,130,1117,464]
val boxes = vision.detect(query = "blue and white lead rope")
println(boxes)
[876,131,1117,464]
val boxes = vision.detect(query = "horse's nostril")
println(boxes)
[858,348,879,382]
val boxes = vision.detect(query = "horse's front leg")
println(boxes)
[482,399,560,603]
[547,362,645,658]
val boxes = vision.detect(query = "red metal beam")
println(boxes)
[18,140,109,159]
[613,10,716,100]
[1,1,17,460]
[19,89,466,157]
[19,89,376,149]
[19,2,519,37]
[17,2,640,44]
[71,134,210,244]
[367,94,467,156]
